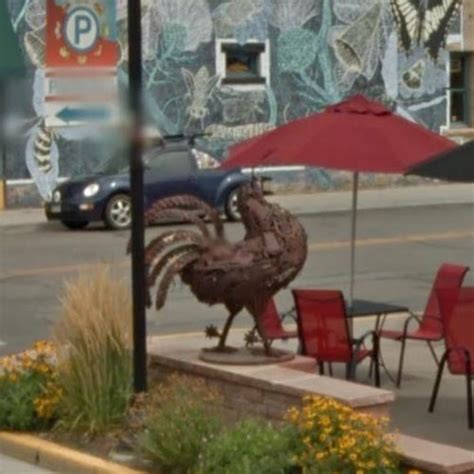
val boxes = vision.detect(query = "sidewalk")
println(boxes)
[0,453,52,473]
[0,183,472,228]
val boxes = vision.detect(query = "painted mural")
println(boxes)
[4,0,459,205]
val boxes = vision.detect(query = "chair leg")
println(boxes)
[346,359,357,381]
[373,337,381,388]
[396,338,407,388]
[427,341,440,365]
[429,352,448,413]
[467,374,473,430]
[328,363,334,377]
[317,361,325,375]
[466,358,473,430]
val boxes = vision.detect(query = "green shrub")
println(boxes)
[0,340,61,430]
[54,266,132,434]
[138,374,223,474]
[197,419,296,474]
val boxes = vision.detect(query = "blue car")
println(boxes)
[45,140,251,230]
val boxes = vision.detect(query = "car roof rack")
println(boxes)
[162,133,211,146]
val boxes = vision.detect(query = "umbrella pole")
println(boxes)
[349,171,359,304]
[0,81,7,210]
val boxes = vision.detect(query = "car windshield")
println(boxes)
[91,144,218,176]
[93,155,129,175]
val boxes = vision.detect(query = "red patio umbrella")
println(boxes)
[222,95,455,301]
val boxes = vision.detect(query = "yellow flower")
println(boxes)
[320,416,331,426]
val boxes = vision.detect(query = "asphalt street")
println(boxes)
[1,202,473,357]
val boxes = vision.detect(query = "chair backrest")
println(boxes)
[292,289,352,362]
[260,299,285,339]
[420,263,469,334]
[437,287,474,375]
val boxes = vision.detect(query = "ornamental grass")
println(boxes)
[286,395,401,473]
[138,373,223,474]
[0,340,61,430]
[54,265,132,434]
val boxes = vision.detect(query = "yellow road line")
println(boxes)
[1,230,473,280]
[308,230,474,251]
[0,260,129,279]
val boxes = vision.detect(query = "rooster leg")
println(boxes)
[256,319,272,356]
[217,304,242,351]
[248,298,273,356]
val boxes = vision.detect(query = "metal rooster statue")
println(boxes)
[132,179,308,355]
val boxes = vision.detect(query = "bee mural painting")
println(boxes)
[25,118,60,202]
[4,0,464,207]
[182,66,220,130]
[32,120,56,174]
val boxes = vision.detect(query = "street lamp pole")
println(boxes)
[127,0,147,392]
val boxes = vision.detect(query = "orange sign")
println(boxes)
[46,0,118,68]
[45,0,119,127]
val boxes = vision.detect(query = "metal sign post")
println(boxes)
[44,0,119,128]
[127,0,147,393]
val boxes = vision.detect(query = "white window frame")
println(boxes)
[215,38,270,92]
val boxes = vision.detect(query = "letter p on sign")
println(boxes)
[64,7,100,53]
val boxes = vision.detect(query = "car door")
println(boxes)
[143,148,197,208]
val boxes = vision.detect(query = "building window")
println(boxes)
[449,53,469,124]
[216,39,270,90]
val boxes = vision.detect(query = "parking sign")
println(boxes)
[64,7,101,53]
[45,0,118,127]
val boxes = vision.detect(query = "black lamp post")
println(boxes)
[127,0,147,392]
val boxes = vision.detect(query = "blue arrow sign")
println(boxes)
[56,106,111,123]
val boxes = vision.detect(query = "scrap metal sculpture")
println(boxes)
[131,180,308,354]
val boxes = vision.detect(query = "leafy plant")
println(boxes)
[138,373,223,474]
[197,418,296,474]
[286,395,401,473]
[54,265,132,434]
[0,340,61,430]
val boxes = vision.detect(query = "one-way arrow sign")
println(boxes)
[56,106,111,123]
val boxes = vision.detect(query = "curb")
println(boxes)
[0,432,145,474]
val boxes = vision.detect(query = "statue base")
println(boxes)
[199,346,295,365]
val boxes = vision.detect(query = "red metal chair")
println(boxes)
[379,263,469,387]
[429,287,474,429]
[292,289,380,387]
[245,298,298,347]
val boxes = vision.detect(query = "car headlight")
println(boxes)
[53,190,61,203]
[83,183,100,197]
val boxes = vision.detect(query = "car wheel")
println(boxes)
[105,194,132,230]
[61,220,89,230]
[225,188,241,221]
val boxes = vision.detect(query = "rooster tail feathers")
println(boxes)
[155,252,200,310]
[145,208,211,238]
[147,244,199,292]
[145,194,224,238]
[145,230,203,265]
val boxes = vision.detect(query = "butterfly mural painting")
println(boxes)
[390,0,462,60]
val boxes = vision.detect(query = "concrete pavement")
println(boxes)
[0,183,473,227]
[0,184,473,461]
[0,454,52,473]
